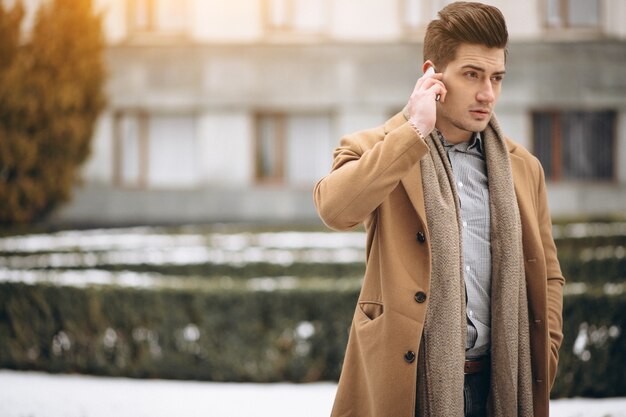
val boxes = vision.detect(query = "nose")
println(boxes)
[476,80,496,104]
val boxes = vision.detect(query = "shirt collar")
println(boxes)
[470,132,483,153]
[438,131,483,154]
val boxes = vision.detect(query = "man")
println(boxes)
[314,2,564,417]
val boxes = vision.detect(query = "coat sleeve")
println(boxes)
[314,122,429,230]
[534,159,565,388]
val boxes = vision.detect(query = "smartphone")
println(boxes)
[424,66,440,101]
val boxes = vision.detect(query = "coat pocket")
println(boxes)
[358,301,384,321]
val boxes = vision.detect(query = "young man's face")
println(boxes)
[434,43,506,143]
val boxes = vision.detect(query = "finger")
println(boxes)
[413,71,443,91]
[413,74,426,91]
[415,77,442,97]
[427,83,447,103]
[422,78,446,94]
[437,83,448,103]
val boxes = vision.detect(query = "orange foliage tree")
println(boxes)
[0,0,106,225]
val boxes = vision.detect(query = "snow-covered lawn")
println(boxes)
[1,370,625,417]
[0,370,334,417]
[1,223,624,272]
[1,226,624,416]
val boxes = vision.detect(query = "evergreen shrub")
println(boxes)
[555,235,626,284]
[0,0,105,225]
[0,281,624,398]
[552,291,626,397]
[0,281,357,382]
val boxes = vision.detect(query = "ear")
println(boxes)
[422,60,436,74]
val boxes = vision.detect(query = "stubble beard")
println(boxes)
[438,107,491,139]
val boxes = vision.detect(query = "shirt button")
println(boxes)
[469,310,474,317]
[462,221,467,227]
[466,266,470,272]
[458,181,464,188]
[414,291,427,303]
[404,351,416,364]
[416,232,426,244]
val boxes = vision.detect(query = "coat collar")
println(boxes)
[384,112,522,229]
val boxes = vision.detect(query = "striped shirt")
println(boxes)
[439,132,491,359]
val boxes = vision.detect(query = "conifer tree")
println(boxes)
[0,0,106,225]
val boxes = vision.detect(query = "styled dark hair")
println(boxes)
[423,2,508,69]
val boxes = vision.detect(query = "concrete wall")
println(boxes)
[54,39,626,225]
[5,0,622,225]
[88,0,626,45]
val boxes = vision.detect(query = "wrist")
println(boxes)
[408,118,429,140]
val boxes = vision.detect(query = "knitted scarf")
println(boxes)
[416,116,534,416]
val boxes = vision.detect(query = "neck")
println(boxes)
[436,126,473,144]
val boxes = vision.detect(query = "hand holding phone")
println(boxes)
[405,64,446,137]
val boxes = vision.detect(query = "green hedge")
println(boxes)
[1,281,624,397]
[0,281,357,382]
[555,235,626,284]
[552,290,626,398]
[23,262,367,281]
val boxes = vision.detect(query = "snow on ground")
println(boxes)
[0,230,366,270]
[1,370,625,417]
[1,224,624,271]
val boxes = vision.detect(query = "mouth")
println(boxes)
[469,109,491,119]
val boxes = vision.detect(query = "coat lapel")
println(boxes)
[508,141,532,221]
[401,166,427,225]
[383,112,428,226]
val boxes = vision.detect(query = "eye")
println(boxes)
[464,71,479,79]
[491,75,504,83]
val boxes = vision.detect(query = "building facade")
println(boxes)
[35,0,626,224]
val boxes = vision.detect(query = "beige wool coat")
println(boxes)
[314,112,565,417]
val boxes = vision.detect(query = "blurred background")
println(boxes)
[5,0,626,226]
[0,0,625,416]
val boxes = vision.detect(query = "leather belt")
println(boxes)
[464,356,490,375]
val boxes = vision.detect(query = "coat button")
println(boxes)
[416,232,426,243]
[414,291,427,303]
[404,351,416,364]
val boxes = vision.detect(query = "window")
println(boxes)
[533,110,615,181]
[255,114,285,183]
[255,113,333,186]
[114,111,148,187]
[128,0,188,35]
[545,0,601,28]
[264,0,328,34]
[114,111,198,188]
[147,115,197,187]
